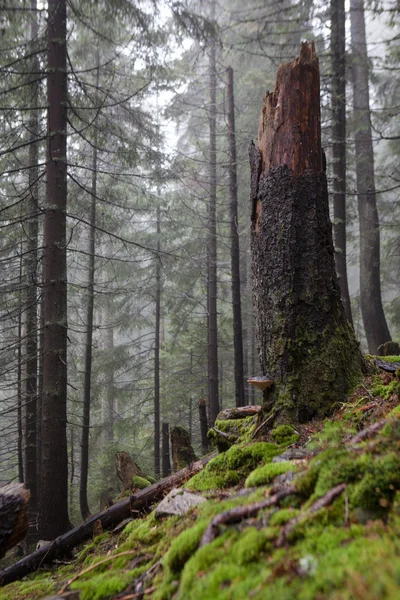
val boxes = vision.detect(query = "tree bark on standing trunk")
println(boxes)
[79,50,100,522]
[154,205,161,479]
[227,66,246,408]
[331,0,353,326]
[350,0,392,353]
[199,398,209,454]
[24,0,40,539]
[40,0,70,539]
[251,43,364,424]
[207,0,220,426]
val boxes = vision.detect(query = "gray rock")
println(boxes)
[40,593,80,600]
[272,448,314,462]
[155,488,206,517]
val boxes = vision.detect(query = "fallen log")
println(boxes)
[0,484,30,559]
[216,405,262,420]
[0,454,215,587]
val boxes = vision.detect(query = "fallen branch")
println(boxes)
[348,419,387,444]
[211,427,234,442]
[251,411,275,439]
[275,483,346,547]
[200,486,296,547]
[0,454,215,587]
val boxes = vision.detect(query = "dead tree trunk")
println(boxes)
[251,43,364,424]
[161,422,171,478]
[170,426,196,472]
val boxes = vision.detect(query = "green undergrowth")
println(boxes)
[4,373,400,600]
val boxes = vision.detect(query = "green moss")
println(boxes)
[371,378,400,400]
[186,442,280,492]
[164,520,208,574]
[350,452,400,514]
[269,508,300,526]
[132,475,151,489]
[231,527,270,565]
[71,571,135,600]
[0,576,55,600]
[245,461,295,488]
[270,424,299,445]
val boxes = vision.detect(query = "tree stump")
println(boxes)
[0,484,30,559]
[377,341,400,357]
[162,422,172,478]
[115,452,148,492]
[170,426,197,472]
[198,399,210,454]
[250,42,364,424]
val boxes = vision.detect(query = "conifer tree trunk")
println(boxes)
[199,398,209,454]
[40,0,70,538]
[17,247,24,485]
[208,0,220,425]
[24,0,40,535]
[331,0,353,325]
[154,205,161,479]
[227,66,245,408]
[251,43,364,424]
[350,0,392,353]
[79,77,99,520]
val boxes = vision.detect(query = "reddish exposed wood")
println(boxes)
[0,455,215,587]
[255,41,322,235]
[217,405,261,420]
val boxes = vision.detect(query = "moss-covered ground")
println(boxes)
[2,360,400,600]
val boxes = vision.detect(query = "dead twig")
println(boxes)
[348,419,387,444]
[251,411,275,439]
[276,483,346,547]
[119,586,156,599]
[200,486,296,547]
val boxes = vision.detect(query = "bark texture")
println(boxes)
[331,0,353,325]
[227,66,246,408]
[251,43,364,423]
[207,0,220,425]
[199,398,210,454]
[40,0,70,539]
[350,0,391,353]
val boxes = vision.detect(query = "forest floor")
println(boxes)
[2,356,400,600]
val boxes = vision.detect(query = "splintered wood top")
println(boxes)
[258,41,322,178]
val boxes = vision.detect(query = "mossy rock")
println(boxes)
[270,424,300,445]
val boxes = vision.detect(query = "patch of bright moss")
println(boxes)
[269,507,300,526]
[0,575,55,600]
[245,461,295,488]
[270,425,299,445]
[371,378,400,400]
[164,520,208,574]
[132,475,151,489]
[186,442,280,492]
[71,571,136,600]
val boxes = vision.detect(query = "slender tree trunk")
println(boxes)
[350,0,391,353]
[154,206,161,479]
[105,322,114,442]
[161,422,171,478]
[24,0,40,537]
[37,289,44,493]
[199,398,209,454]
[79,52,100,522]
[241,242,249,405]
[17,247,24,485]
[208,0,220,425]
[227,66,246,407]
[40,0,70,538]
[250,315,256,405]
[251,43,364,424]
[331,0,353,325]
